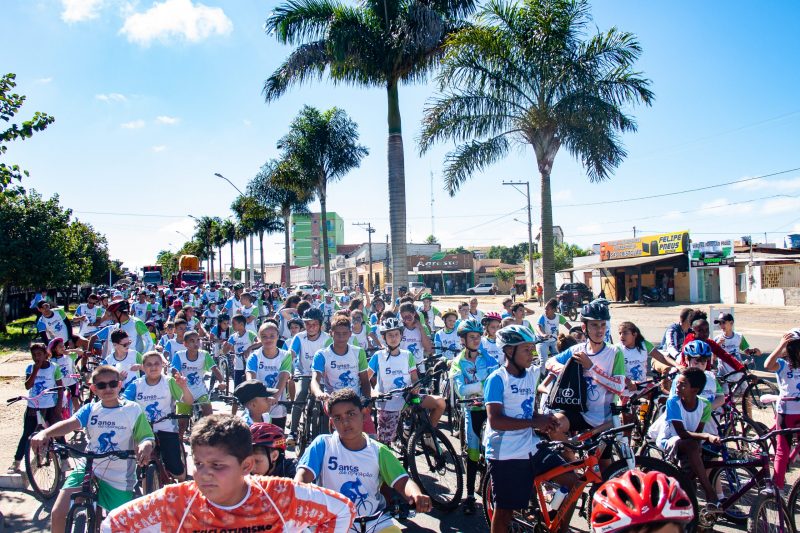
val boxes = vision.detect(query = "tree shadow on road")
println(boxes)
[0,489,52,533]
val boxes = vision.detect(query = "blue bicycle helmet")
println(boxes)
[683,340,712,358]
[457,319,483,337]
[580,299,611,321]
[302,307,324,323]
[496,325,541,349]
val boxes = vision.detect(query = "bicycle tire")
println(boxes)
[748,491,793,533]
[787,475,800,531]
[741,378,779,426]
[406,427,463,511]
[65,503,94,533]
[25,435,62,500]
[296,401,316,457]
[143,462,161,495]
[481,473,536,531]
[709,465,761,525]
[218,357,230,396]
[593,456,699,532]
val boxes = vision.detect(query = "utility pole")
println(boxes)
[430,171,435,237]
[353,222,376,292]
[503,181,535,298]
[633,226,637,238]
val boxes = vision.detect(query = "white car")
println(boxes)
[467,283,497,295]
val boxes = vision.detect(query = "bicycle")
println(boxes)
[52,442,136,533]
[136,413,192,495]
[7,387,66,500]
[481,423,698,532]
[296,394,329,457]
[208,351,232,398]
[368,365,464,512]
[354,501,415,533]
[719,364,780,427]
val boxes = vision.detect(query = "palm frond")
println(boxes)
[266,0,339,44]
[442,134,511,195]
[263,41,330,101]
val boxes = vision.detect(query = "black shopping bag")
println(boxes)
[545,357,587,413]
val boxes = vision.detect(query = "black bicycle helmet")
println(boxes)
[580,299,611,321]
[302,307,324,323]
[288,317,305,329]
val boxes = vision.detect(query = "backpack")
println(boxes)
[546,357,587,413]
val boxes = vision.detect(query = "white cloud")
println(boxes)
[699,198,753,217]
[120,119,145,129]
[61,0,104,22]
[152,145,167,152]
[762,197,800,215]
[120,0,233,46]
[243,119,252,127]
[35,77,53,84]
[156,115,180,125]
[552,189,572,202]
[96,92,127,103]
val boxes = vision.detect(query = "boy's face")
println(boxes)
[259,327,279,347]
[445,315,456,330]
[305,320,320,337]
[192,444,253,505]
[675,375,696,400]
[184,335,200,350]
[329,401,363,440]
[91,372,121,401]
[584,320,606,343]
[687,357,709,371]
[384,329,402,347]
[332,325,351,345]
[459,306,468,317]
[289,324,301,335]
[250,448,280,476]
[176,324,187,336]
[245,396,269,414]
[233,320,245,332]
[143,356,164,378]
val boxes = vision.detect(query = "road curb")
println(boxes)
[0,472,27,490]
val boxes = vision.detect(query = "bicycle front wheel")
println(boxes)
[406,427,463,511]
[143,462,161,495]
[785,475,800,531]
[741,378,779,427]
[480,473,536,531]
[65,503,95,533]
[218,357,230,396]
[748,492,793,533]
[25,436,62,500]
[709,465,761,524]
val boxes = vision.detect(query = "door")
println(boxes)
[615,272,626,302]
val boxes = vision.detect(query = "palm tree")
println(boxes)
[276,106,368,287]
[211,217,225,282]
[220,219,237,280]
[419,0,653,298]
[251,203,283,281]
[231,195,258,284]
[193,216,216,279]
[264,0,476,295]
[248,158,312,288]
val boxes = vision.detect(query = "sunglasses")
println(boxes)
[116,341,132,347]
[94,380,120,390]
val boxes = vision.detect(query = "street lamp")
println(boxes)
[503,181,535,298]
[175,230,190,240]
[215,172,254,286]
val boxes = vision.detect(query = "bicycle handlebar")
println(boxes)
[150,413,193,424]
[52,442,135,461]
[354,502,415,525]
[6,386,66,405]
[721,427,800,445]
[541,423,635,452]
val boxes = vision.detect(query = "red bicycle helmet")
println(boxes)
[250,422,286,451]
[106,300,130,315]
[481,311,503,326]
[591,469,693,533]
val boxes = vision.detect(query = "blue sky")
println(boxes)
[5,0,800,270]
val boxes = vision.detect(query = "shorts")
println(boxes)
[465,409,487,462]
[176,395,209,415]
[659,435,681,458]
[66,383,79,400]
[64,468,135,512]
[487,446,567,510]
[557,410,613,459]
[156,431,185,476]
[233,369,245,388]
[377,410,401,444]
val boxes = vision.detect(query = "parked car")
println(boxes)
[467,283,497,295]
[556,282,594,303]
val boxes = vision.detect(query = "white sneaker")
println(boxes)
[7,460,21,473]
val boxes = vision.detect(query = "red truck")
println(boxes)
[171,255,206,288]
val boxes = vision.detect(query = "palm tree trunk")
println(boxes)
[540,166,555,300]
[210,243,215,281]
[242,238,248,284]
[319,180,332,288]
[283,209,292,287]
[259,231,265,282]
[229,241,234,280]
[217,245,223,281]
[387,80,408,298]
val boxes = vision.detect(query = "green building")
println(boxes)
[291,212,345,266]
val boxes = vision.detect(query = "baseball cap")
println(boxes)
[713,312,734,324]
[233,380,277,406]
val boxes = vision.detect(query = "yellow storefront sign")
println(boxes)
[599,231,689,261]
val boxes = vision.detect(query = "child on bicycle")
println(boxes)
[763,328,800,490]
[450,319,498,515]
[655,367,720,513]
[224,314,259,391]
[10,342,64,473]
[591,469,694,533]
[170,330,223,441]
[156,320,175,351]
[480,312,504,365]
[162,318,187,359]
[433,309,460,360]
[123,351,193,482]
[48,337,84,414]
[245,322,293,429]
[296,388,432,533]
[398,302,432,372]
[102,329,143,390]
[101,414,356,532]
[485,325,577,533]
[535,298,572,366]
[32,365,154,533]
[249,422,297,478]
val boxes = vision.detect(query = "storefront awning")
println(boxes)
[559,254,686,273]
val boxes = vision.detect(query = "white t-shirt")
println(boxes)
[289,332,332,377]
[484,366,541,460]
[480,337,504,366]
[400,326,425,367]
[228,330,258,371]
[434,328,461,360]
[75,303,104,335]
[618,340,654,382]
[312,345,368,394]
[246,348,292,418]
[657,396,711,449]
[102,349,143,389]
[776,359,800,415]
[368,349,416,411]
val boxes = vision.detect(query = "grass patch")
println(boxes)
[0,316,38,353]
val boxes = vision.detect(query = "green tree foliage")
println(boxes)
[276,106,368,286]
[156,250,179,281]
[1,74,55,192]
[553,242,591,272]
[424,235,439,245]
[444,246,470,255]
[487,243,529,265]
[419,0,653,299]
[264,0,476,295]
[0,188,110,331]
[494,268,514,283]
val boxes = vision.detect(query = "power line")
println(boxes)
[553,166,800,208]
[450,208,526,235]
[74,210,188,218]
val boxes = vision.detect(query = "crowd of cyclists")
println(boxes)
[8,278,800,532]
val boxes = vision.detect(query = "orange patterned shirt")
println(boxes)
[101,476,355,532]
